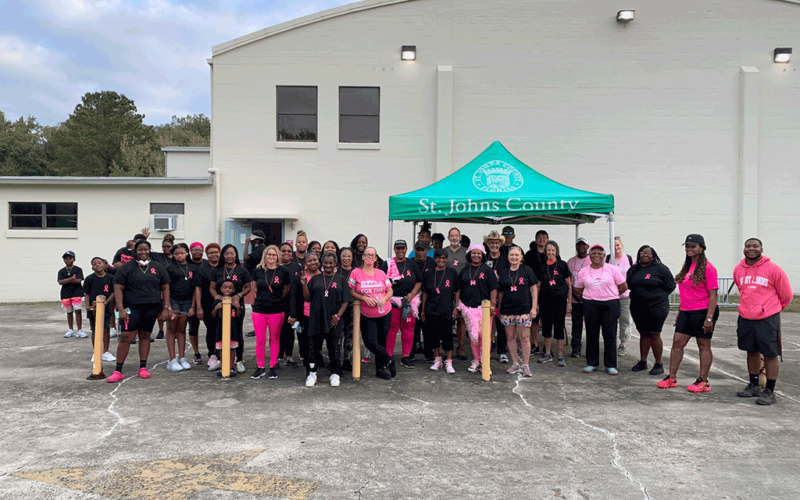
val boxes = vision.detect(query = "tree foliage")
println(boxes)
[0,94,210,177]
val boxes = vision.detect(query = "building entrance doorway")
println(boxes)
[250,220,283,247]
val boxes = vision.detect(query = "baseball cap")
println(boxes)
[414,240,429,250]
[62,250,76,258]
[683,234,706,249]
[589,244,606,253]
[576,237,589,245]
[394,239,407,248]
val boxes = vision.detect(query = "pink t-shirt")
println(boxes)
[575,264,626,302]
[608,254,632,298]
[678,261,719,311]
[348,268,392,318]
[567,255,591,304]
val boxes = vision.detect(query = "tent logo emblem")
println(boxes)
[473,160,524,193]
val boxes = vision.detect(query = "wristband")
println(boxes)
[334,314,340,320]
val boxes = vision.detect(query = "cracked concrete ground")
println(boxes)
[1,304,799,499]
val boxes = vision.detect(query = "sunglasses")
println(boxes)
[502,232,514,235]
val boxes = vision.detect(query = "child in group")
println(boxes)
[212,280,243,378]
[58,251,86,338]
[83,257,116,362]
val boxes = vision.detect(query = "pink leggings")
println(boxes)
[387,307,415,357]
[252,312,285,368]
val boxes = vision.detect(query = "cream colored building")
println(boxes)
[2,0,799,302]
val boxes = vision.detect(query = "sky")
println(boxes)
[0,0,355,126]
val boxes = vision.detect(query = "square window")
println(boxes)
[150,203,185,215]
[339,87,379,143]
[9,202,77,229]
[276,86,317,142]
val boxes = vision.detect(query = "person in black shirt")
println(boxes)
[212,280,242,378]
[194,243,221,367]
[411,240,435,362]
[381,240,423,369]
[278,242,302,367]
[108,240,170,383]
[288,252,322,374]
[627,245,675,375]
[337,247,356,370]
[58,250,85,338]
[455,244,498,373]
[523,230,548,356]
[112,230,148,270]
[498,246,539,377]
[421,249,460,373]
[164,244,198,372]
[186,242,208,364]
[302,252,351,387]
[83,257,115,361]
[151,233,176,340]
[537,241,572,366]
[210,244,253,374]
[243,230,267,340]
[250,245,289,380]
[293,230,309,267]
[484,230,510,363]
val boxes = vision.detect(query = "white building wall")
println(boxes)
[164,149,211,178]
[210,0,799,282]
[1,184,214,302]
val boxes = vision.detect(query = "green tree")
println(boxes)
[155,114,210,147]
[0,110,51,176]
[49,91,154,176]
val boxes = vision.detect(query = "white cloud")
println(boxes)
[0,35,68,82]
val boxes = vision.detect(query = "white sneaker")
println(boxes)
[207,354,218,367]
[305,372,317,387]
[110,328,118,338]
[102,352,116,362]
[468,360,480,372]
[430,357,443,371]
[167,359,183,371]
[445,359,456,374]
[75,329,88,338]
[64,329,74,338]
[208,359,221,371]
[236,361,245,373]
[330,374,340,387]
[179,358,191,370]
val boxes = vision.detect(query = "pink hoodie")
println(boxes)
[733,256,793,320]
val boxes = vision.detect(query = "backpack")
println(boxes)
[606,254,634,266]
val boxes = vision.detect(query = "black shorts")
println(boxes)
[87,310,112,331]
[737,313,780,357]
[630,302,669,335]
[675,306,719,339]
[120,304,161,333]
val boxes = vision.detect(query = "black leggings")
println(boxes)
[307,332,342,376]
[201,303,218,358]
[361,313,391,370]
[280,318,295,358]
[571,302,585,352]
[494,315,507,355]
[584,299,620,368]
[540,295,567,340]
[424,313,454,352]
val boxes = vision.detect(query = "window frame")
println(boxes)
[338,86,380,144]
[8,202,78,230]
[276,86,319,143]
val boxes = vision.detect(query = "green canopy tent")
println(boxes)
[388,141,619,260]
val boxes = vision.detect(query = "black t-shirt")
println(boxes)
[458,264,499,308]
[112,247,134,265]
[627,263,676,308]
[380,258,422,302]
[82,273,114,310]
[192,262,220,309]
[211,265,252,296]
[498,265,539,315]
[244,244,266,273]
[412,256,435,277]
[539,259,571,300]
[151,252,175,268]
[307,273,352,336]
[486,252,510,278]
[282,263,303,312]
[422,267,460,317]
[167,261,199,301]
[212,298,243,343]
[523,249,548,281]
[113,261,169,307]
[253,266,290,314]
[58,266,84,299]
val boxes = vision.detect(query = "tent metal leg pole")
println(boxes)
[388,219,393,257]
[575,224,579,242]
[608,213,616,265]
[412,221,417,248]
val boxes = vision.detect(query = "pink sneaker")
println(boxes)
[106,371,124,383]
[522,364,532,377]
[657,376,677,389]
[468,360,480,372]
[506,363,521,374]
[445,359,455,373]
[430,357,443,371]
[137,367,151,379]
[687,378,710,393]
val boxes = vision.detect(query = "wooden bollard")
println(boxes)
[221,296,232,380]
[87,295,107,380]
[481,299,491,381]
[352,299,361,381]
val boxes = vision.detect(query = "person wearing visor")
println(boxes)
[243,230,267,338]
[411,240,436,362]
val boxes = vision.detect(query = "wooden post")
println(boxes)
[352,299,361,381]
[481,299,491,381]
[87,295,107,380]
[221,296,232,380]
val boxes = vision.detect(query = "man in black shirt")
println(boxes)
[411,240,435,361]
[243,230,267,337]
[523,230,548,355]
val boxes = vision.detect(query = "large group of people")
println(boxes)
[57,225,792,404]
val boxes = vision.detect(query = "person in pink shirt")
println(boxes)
[607,237,634,356]
[573,244,627,375]
[348,247,395,380]
[658,234,719,393]
[733,238,793,405]
[567,238,591,358]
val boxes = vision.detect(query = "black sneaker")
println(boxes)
[649,363,665,376]
[388,358,397,378]
[268,367,278,379]
[569,350,581,358]
[156,329,164,339]
[250,367,266,379]
[401,357,415,369]
[376,368,392,380]
[756,388,776,405]
[193,353,202,365]
[217,369,237,378]
[537,353,553,364]
[632,360,648,372]
[737,383,762,398]
[149,337,154,343]
[531,345,540,355]
[245,330,256,338]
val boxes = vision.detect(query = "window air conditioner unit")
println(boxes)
[152,215,177,231]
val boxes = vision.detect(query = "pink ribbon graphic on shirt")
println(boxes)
[189,271,193,278]
[479,273,485,279]
[103,285,109,292]
[332,282,337,288]
[553,270,558,275]
[645,274,651,279]
[445,280,450,287]
[453,260,459,266]
[510,286,517,292]
[150,268,156,275]
[518,278,524,285]
[470,280,476,286]
[231,310,236,317]
[232,275,238,281]
[406,270,412,277]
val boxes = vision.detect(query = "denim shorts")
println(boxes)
[169,298,193,315]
